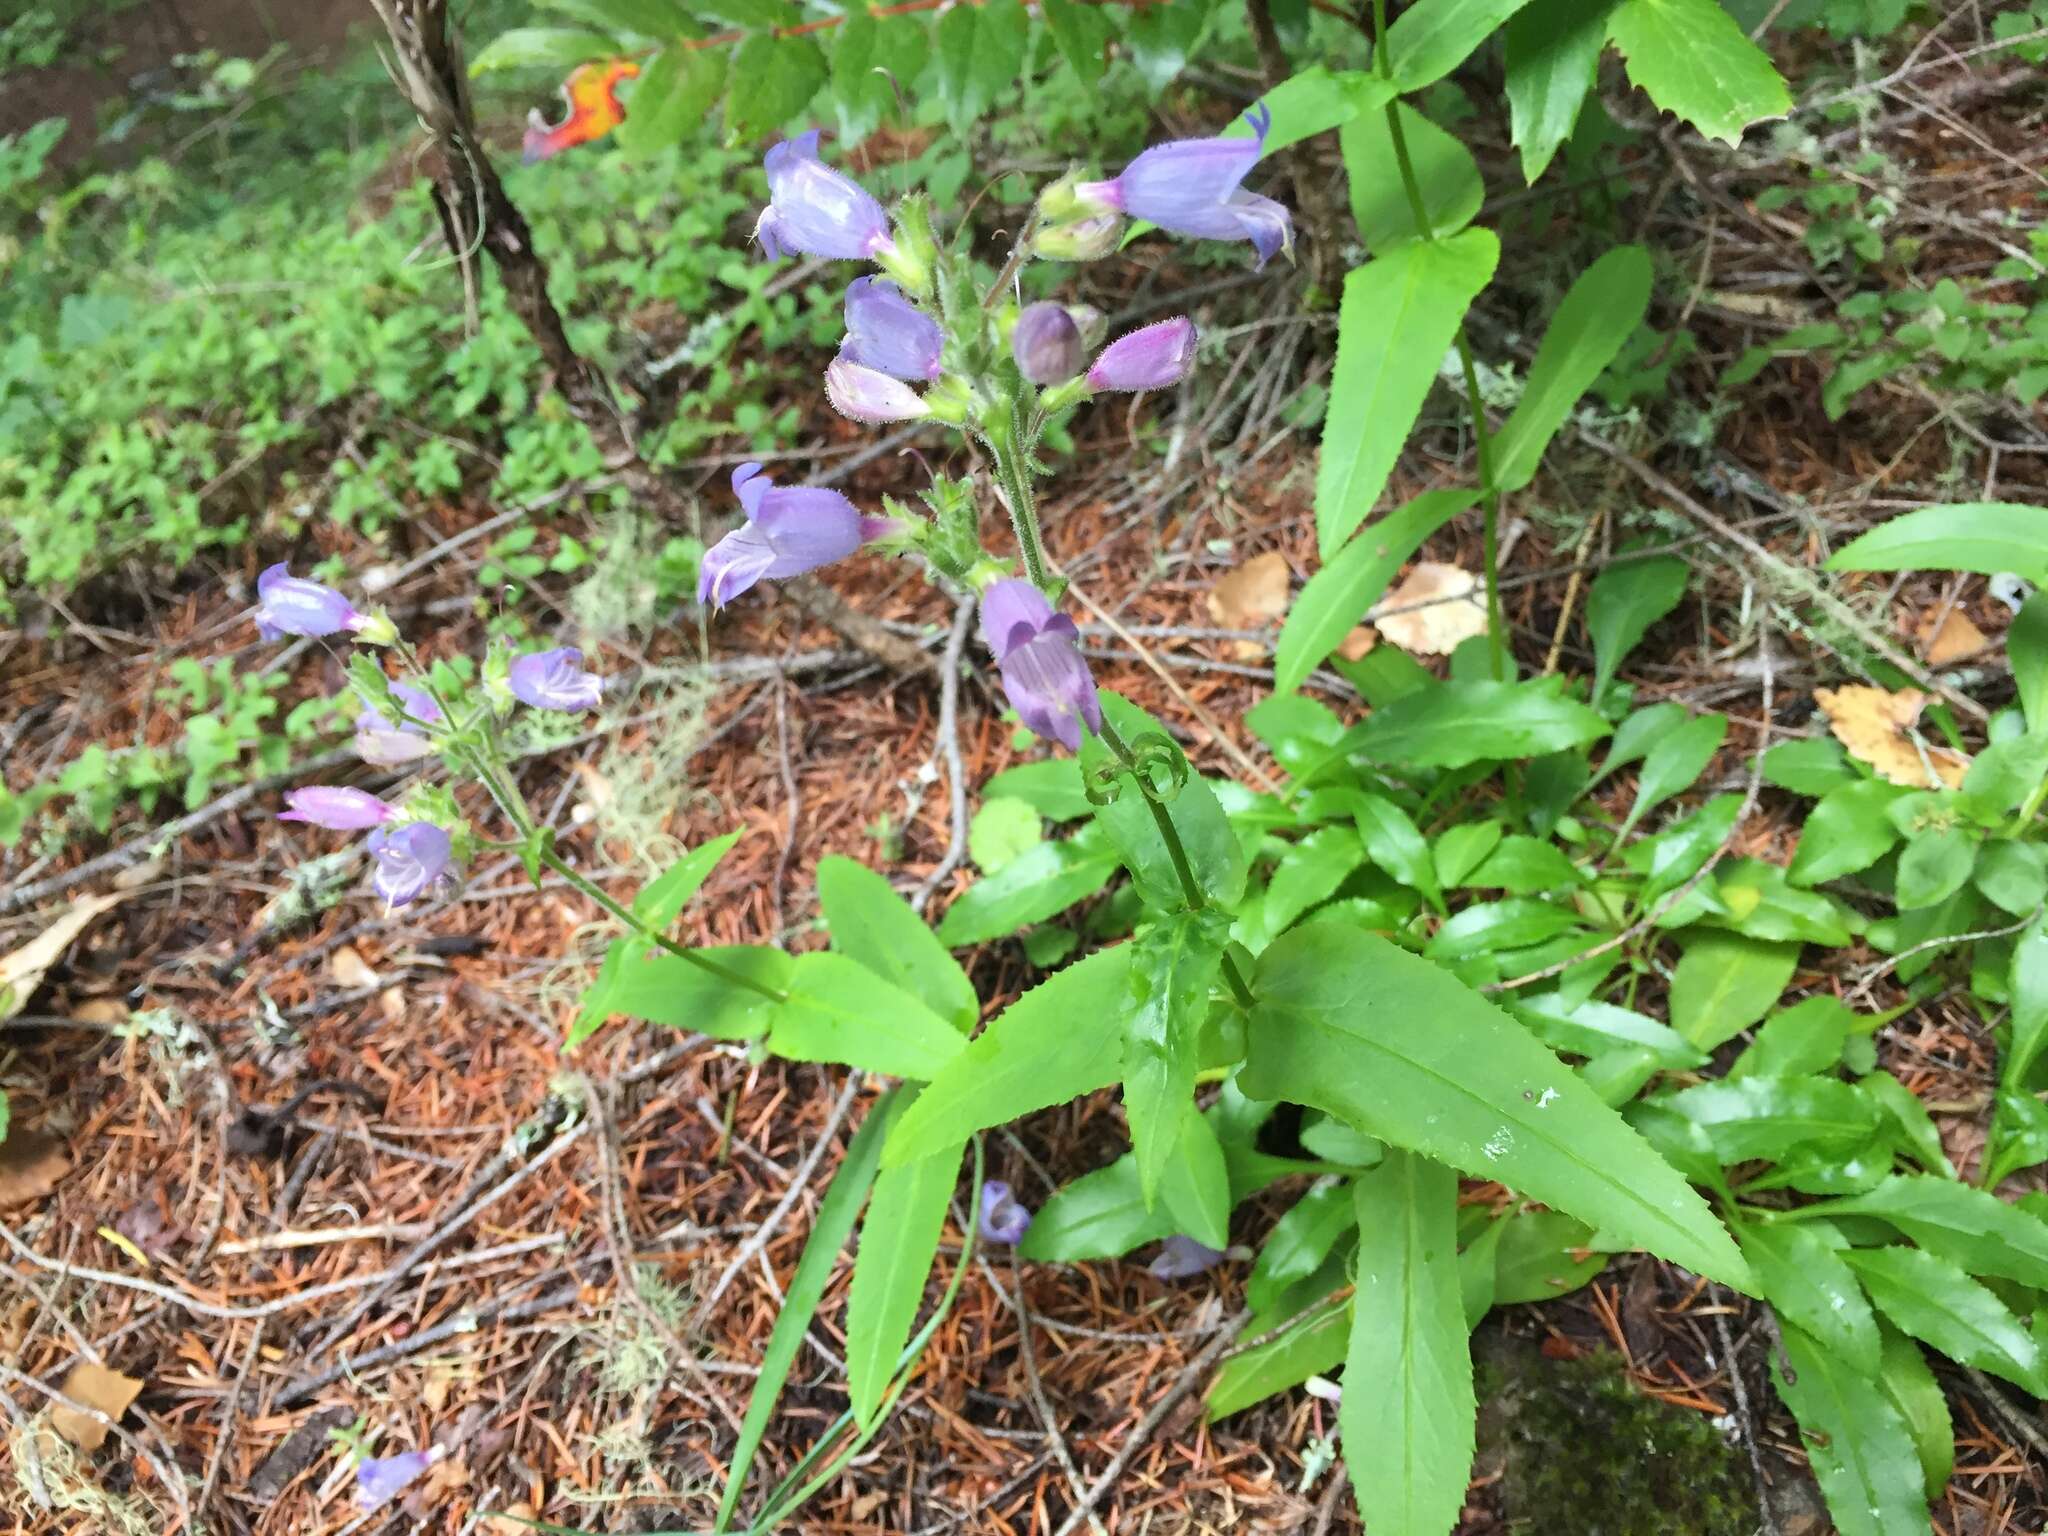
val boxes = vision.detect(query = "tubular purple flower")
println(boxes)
[842,277,942,381]
[279,786,395,831]
[254,563,363,640]
[1011,303,1084,385]
[354,1449,438,1513]
[1075,103,1292,267]
[753,130,895,262]
[978,1180,1033,1245]
[354,682,442,766]
[1148,1234,1227,1281]
[825,355,931,424]
[508,648,603,712]
[699,462,888,609]
[367,822,455,908]
[1085,318,1197,394]
[980,580,1102,753]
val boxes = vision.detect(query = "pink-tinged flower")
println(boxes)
[1148,1234,1227,1280]
[508,648,603,712]
[699,462,890,609]
[1085,318,1197,394]
[279,786,395,831]
[367,822,454,908]
[825,355,931,423]
[355,682,442,767]
[978,1180,1033,1245]
[980,580,1102,753]
[1075,103,1291,267]
[754,130,895,262]
[842,276,942,381]
[254,563,363,640]
[1011,303,1084,385]
[354,1448,438,1512]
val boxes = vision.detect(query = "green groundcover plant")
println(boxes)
[128,1,2048,1532]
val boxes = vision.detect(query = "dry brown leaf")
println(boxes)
[331,946,381,989]
[486,1503,539,1536]
[1816,685,1968,789]
[1207,552,1291,630]
[49,1362,143,1451]
[1337,625,1378,661]
[0,1129,72,1210]
[1913,606,1990,666]
[0,891,127,1022]
[379,986,406,1024]
[70,997,128,1026]
[1376,562,1489,656]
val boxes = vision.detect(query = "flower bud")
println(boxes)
[279,787,395,831]
[1085,317,1197,393]
[351,609,399,647]
[1033,213,1123,263]
[978,1180,1033,1245]
[842,276,942,382]
[253,563,364,641]
[825,355,931,424]
[1011,302,1085,385]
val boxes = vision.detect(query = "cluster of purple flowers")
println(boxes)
[253,565,604,909]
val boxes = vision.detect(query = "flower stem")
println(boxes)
[991,413,1052,592]
[1096,720,1257,1010]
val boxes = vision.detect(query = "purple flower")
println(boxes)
[254,563,363,641]
[825,355,931,423]
[279,786,395,831]
[699,463,888,609]
[508,648,603,713]
[842,277,942,381]
[354,1449,437,1512]
[1011,304,1084,385]
[355,682,442,767]
[978,1180,1033,1245]
[754,130,895,262]
[1076,103,1291,267]
[980,580,1102,753]
[1085,318,1197,394]
[1148,1235,1227,1281]
[367,822,455,908]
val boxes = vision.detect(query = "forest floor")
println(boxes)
[4,11,2048,1536]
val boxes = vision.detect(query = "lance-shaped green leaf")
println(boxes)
[1307,680,1609,777]
[571,943,790,1048]
[1316,230,1499,555]
[469,26,621,75]
[1241,925,1752,1289]
[1387,0,1538,89]
[1795,1174,2048,1290]
[1503,0,1616,182]
[1770,1323,1930,1536]
[1668,930,1797,1051]
[617,46,726,156]
[1123,909,1232,1206]
[1248,1179,1358,1312]
[1876,1325,1953,1502]
[1846,1245,2048,1396]
[1737,1219,1879,1376]
[1341,1150,1476,1536]
[934,832,1120,946]
[2005,915,2048,1088]
[766,953,967,1081]
[845,1140,963,1428]
[1340,103,1482,254]
[818,855,978,1033]
[1789,779,1907,887]
[1664,1076,1882,1164]
[1605,0,1792,147]
[1825,503,2048,584]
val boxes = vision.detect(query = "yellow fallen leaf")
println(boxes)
[50,1362,143,1452]
[1376,562,1489,656]
[1913,607,1989,667]
[1816,685,1968,789]
[70,997,128,1027]
[0,891,127,1022]
[97,1225,153,1271]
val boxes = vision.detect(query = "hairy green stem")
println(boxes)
[991,413,1052,591]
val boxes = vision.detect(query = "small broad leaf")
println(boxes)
[535,0,694,38]
[982,759,1091,822]
[1509,992,1703,1069]
[1770,1323,1930,1536]
[1624,710,1727,828]
[1789,779,1907,887]
[1668,930,1797,1051]
[935,833,1119,946]
[1503,0,1617,182]
[1124,910,1232,1205]
[1845,1245,2048,1396]
[1894,826,1976,911]
[469,26,620,75]
[1242,925,1753,1289]
[1316,230,1500,555]
[1491,1208,1606,1302]
[1664,1076,1883,1163]
[767,953,967,1081]
[1737,1220,1879,1376]
[1239,67,1393,152]
[817,856,979,1033]
[1493,245,1653,491]
[1340,1150,1476,1536]
[1310,680,1609,776]
[1387,0,1538,89]
[1730,996,1854,1079]
[884,947,1131,1167]
[1974,840,2047,916]
[1248,1179,1358,1312]
[1606,0,1792,146]
[1825,503,2048,584]
[1350,793,1444,911]
[616,46,725,156]
[1584,554,1690,700]
[725,32,826,140]
[1263,825,1366,935]
[1340,103,1483,255]
[1039,0,1113,86]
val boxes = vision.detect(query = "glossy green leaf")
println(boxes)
[1974,840,2047,916]
[1426,899,1583,960]
[617,46,725,155]
[1503,0,1616,181]
[1510,992,1704,1069]
[1276,489,1475,695]
[1961,734,2048,820]
[1124,910,1231,1205]
[968,796,1042,874]
[1801,1174,2048,1289]
[1236,67,1393,152]
[1594,700,1686,787]
[981,759,1091,822]
[1825,503,2048,584]
[1894,826,1976,910]
[846,1120,963,1427]
[1729,995,1853,1079]
[2011,591,2048,733]
[1208,1289,1351,1421]
[468,26,621,75]
[818,855,978,1033]
[571,942,790,1047]
[1789,779,1906,886]
[1159,1103,1233,1248]
[1859,1071,1956,1178]
[1494,246,1652,491]
[724,32,826,140]
[1606,0,1792,146]
[1770,1323,1929,1536]
[1248,1179,1358,1312]
[1668,930,1797,1050]
[1265,825,1367,934]
[1387,0,1537,88]
[884,947,1130,1167]
[1242,925,1752,1289]
[934,834,1118,946]
[1491,1208,1606,1302]
[1665,1076,1882,1163]
[1584,554,1690,700]
[1625,710,1727,827]
[1340,103,1483,255]
[1341,1151,1476,1536]
[1464,834,1581,893]
[1315,680,1609,776]
[932,0,1027,134]
[768,953,967,1081]
[1351,793,1445,910]
[1846,1246,2048,1395]
[1432,821,1504,889]
[1876,1326,1953,1502]
[2008,916,2048,1087]
[1763,736,1859,796]
[1694,857,1857,947]
[1316,230,1500,555]
[1738,1220,1879,1376]
[537,0,693,36]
